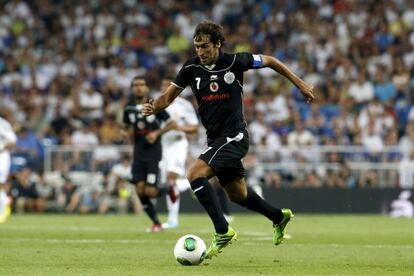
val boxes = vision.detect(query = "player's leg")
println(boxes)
[211,177,233,223]
[0,184,8,223]
[224,177,293,245]
[187,159,228,234]
[0,153,11,223]
[187,159,237,259]
[132,159,161,231]
[137,182,161,232]
[161,142,188,228]
[163,171,180,228]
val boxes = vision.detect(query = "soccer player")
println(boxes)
[0,110,17,223]
[158,78,200,229]
[122,77,177,232]
[143,21,314,258]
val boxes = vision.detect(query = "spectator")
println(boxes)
[109,155,141,214]
[347,70,374,105]
[10,167,39,213]
[373,68,397,103]
[55,174,78,212]
[78,82,104,121]
[15,126,43,172]
[249,111,267,146]
[288,119,316,146]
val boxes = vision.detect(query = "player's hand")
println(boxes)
[300,83,315,103]
[142,99,155,116]
[145,131,158,144]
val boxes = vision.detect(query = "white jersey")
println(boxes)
[160,97,198,179]
[0,116,17,183]
[162,97,198,148]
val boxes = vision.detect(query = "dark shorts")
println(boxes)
[199,129,249,186]
[131,158,160,186]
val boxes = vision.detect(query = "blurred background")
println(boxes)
[1,0,413,216]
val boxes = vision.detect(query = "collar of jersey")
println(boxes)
[193,51,236,73]
[204,64,216,70]
[201,51,223,70]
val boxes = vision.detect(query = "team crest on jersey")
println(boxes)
[146,115,155,123]
[210,82,219,92]
[224,71,235,84]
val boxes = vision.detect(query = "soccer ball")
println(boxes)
[174,234,206,265]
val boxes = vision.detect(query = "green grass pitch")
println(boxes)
[1,214,414,275]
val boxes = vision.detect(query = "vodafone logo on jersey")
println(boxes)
[209,82,219,92]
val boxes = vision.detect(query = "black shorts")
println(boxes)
[199,129,249,186]
[131,158,160,186]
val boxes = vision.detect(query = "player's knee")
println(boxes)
[186,170,197,183]
[143,186,156,197]
[186,168,204,183]
[187,161,211,182]
[136,183,145,196]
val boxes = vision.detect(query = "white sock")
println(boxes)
[166,196,180,225]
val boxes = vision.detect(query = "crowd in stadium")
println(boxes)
[1,0,414,213]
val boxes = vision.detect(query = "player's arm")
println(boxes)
[0,140,16,151]
[145,119,177,144]
[156,119,177,136]
[0,126,17,151]
[176,124,198,134]
[142,84,182,116]
[261,55,315,103]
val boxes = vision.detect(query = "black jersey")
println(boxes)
[123,100,170,160]
[172,51,263,141]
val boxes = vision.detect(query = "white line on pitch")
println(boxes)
[1,238,413,250]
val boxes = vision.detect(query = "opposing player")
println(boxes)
[158,78,199,229]
[122,77,177,232]
[0,110,17,223]
[143,21,314,258]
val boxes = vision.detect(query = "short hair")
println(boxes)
[193,21,225,46]
[130,76,145,86]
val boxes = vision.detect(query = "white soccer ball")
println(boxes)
[174,234,206,265]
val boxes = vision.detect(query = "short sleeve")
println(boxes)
[172,62,192,89]
[235,52,263,71]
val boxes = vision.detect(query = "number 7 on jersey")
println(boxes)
[195,77,201,90]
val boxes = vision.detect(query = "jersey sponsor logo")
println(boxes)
[137,121,145,129]
[210,74,218,80]
[201,92,230,102]
[224,71,235,84]
[209,82,219,92]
